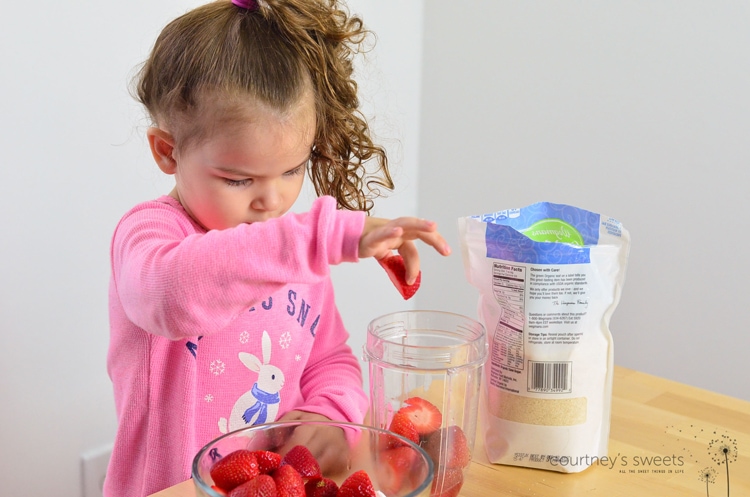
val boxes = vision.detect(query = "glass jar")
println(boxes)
[364,310,487,497]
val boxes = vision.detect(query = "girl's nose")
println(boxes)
[251,181,282,212]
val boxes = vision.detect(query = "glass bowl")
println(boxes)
[192,420,434,497]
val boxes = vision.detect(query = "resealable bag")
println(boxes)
[459,202,630,473]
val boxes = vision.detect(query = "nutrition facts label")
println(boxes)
[491,262,526,371]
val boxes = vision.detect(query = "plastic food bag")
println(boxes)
[458,202,630,473]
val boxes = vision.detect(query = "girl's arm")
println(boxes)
[278,280,368,472]
[111,196,364,339]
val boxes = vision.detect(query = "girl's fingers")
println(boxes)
[431,233,452,256]
[360,216,451,259]
[363,226,403,259]
[411,228,451,256]
[396,241,420,284]
[391,217,438,234]
[391,219,450,255]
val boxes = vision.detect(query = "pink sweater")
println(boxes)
[105,195,369,497]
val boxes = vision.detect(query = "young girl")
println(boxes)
[106,0,449,495]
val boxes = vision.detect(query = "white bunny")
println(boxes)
[218,330,285,433]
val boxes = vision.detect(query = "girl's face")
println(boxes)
[163,94,316,231]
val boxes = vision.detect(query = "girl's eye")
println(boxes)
[284,165,306,177]
[225,178,251,187]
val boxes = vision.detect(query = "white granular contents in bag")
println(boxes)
[488,390,587,426]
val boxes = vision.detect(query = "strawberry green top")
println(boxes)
[105,195,368,497]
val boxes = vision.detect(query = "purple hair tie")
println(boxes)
[232,0,259,10]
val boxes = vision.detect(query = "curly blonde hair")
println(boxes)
[134,0,392,213]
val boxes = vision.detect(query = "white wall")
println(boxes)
[416,1,750,401]
[0,1,422,496]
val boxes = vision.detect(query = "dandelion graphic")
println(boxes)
[708,434,738,497]
[672,424,742,496]
[698,466,717,497]
[665,423,699,464]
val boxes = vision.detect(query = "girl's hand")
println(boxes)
[359,217,451,285]
[275,410,350,475]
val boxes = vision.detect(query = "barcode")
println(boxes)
[527,361,572,393]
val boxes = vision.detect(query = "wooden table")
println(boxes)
[151,366,750,497]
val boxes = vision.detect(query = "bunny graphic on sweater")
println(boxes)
[218,330,285,434]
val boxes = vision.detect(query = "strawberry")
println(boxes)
[397,397,442,435]
[377,446,417,494]
[304,477,338,497]
[281,445,322,480]
[273,464,305,497]
[378,255,421,300]
[430,468,464,497]
[423,425,471,468]
[252,450,283,474]
[210,450,261,492]
[336,470,375,497]
[386,411,420,447]
[228,475,278,497]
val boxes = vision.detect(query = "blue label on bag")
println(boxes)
[481,202,600,264]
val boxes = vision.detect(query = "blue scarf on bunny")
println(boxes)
[242,383,280,425]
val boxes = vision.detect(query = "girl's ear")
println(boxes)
[147,127,177,175]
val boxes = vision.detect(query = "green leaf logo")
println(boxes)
[520,218,584,246]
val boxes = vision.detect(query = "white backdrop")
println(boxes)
[0,1,422,496]
[416,1,750,402]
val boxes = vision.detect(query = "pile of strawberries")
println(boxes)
[206,396,468,497]
[386,397,469,497]
[208,445,373,497]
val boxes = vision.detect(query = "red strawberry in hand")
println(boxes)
[398,397,442,435]
[336,470,376,497]
[280,445,322,480]
[210,450,260,492]
[378,255,421,300]
[423,425,471,468]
